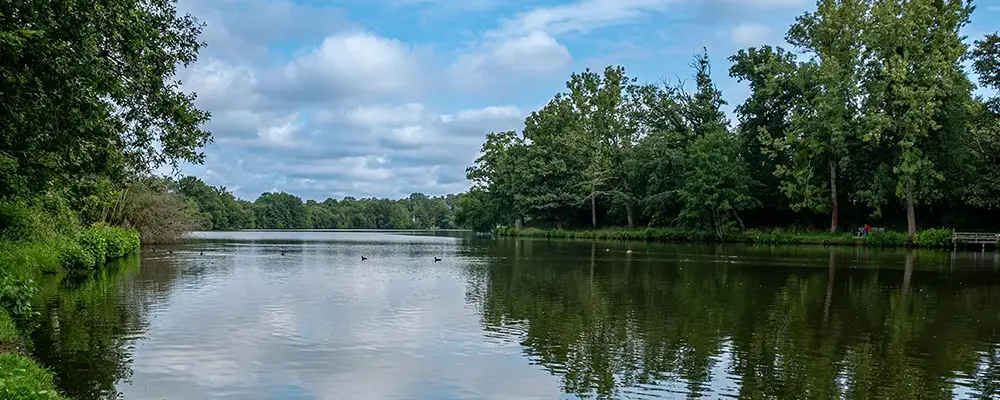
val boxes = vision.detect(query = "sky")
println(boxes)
[172,0,1000,202]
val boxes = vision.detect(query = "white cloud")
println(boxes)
[283,31,427,100]
[448,31,572,92]
[441,105,522,123]
[182,59,259,110]
[490,0,681,38]
[730,22,772,47]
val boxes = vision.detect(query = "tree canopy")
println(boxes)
[460,0,1000,235]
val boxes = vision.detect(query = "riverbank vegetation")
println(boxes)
[458,0,1000,239]
[495,227,960,248]
[170,176,462,230]
[1,0,215,396]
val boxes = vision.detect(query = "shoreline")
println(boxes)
[0,225,140,400]
[493,227,985,250]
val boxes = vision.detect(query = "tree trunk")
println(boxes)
[732,209,746,230]
[590,185,597,229]
[905,183,917,236]
[515,217,523,229]
[829,159,839,233]
[625,202,635,228]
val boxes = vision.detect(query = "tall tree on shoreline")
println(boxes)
[861,0,974,235]
[773,0,867,233]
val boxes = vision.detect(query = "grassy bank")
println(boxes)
[0,200,140,399]
[494,227,964,249]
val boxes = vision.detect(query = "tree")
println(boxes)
[467,130,528,227]
[674,51,759,236]
[729,46,802,226]
[519,97,591,228]
[253,192,307,229]
[566,66,643,228]
[0,0,212,198]
[455,190,498,232]
[966,33,1000,210]
[772,0,867,233]
[861,0,975,235]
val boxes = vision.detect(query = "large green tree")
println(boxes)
[861,0,974,235]
[729,46,802,225]
[676,51,759,236]
[0,0,212,198]
[254,192,308,229]
[774,0,867,233]
[566,66,644,227]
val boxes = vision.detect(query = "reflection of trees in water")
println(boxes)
[30,254,186,400]
[465,240,1000,399]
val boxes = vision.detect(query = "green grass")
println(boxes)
[0,199,143,399]
[0,242,62,280]
[495,227,955,249]
[0,310,18,345]
[0,354,67,400]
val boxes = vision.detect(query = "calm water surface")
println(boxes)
[29,230,1000,399]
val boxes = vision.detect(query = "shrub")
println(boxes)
[0,201,42,243]
[58,242,96,274]
[865,231,910,248]
[0,274,39,328]
[109,180,201,244]
[77,228,108,265]
[918,228,953,248]
[0,309,17,345]
[0,354,67,400]
[100,225,140,259]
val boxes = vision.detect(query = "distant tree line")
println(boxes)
[171,176,461,230]
[458,0,1000,236]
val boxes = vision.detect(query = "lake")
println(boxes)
[29,230,1000,399]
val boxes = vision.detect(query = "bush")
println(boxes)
[77,228,108,265]
[0,309,17,345]
[0,274,38,328]
[918,228,953,248]
[100,225,140,259]
[58,242,96,274]
[0,201,43,243]
[109,180,201,244]
[0,354,67,400]
[865,231,911,248]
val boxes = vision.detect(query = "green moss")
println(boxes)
[0,354,67,400]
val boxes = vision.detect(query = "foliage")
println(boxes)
[77,229,108,267]
[0,275,38,328]
[457,0,1000,235]
[863,231,911,248]
[454,189,498,232]
[917,228,953,249]
[0,354,67,400]
[57,243,96,275]
[861,0,974,234]
[108,178,201,244]
[0,0,212,199]
[0,309,17,345]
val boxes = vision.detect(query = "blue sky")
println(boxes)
[173,0,1000,201]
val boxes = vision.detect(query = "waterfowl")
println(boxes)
[361,256,368,261]
[433,257,441,262]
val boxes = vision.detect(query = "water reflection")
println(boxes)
[24,232,1000,399]
[467,240,1000,399]
[32,256,146,400]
